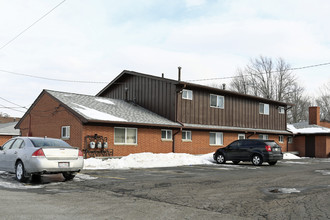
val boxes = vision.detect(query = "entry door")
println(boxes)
[305,136,315,157]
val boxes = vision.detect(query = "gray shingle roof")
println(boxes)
[0,122,20,135]
[47,90,180,127]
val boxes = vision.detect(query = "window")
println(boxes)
[114,127,137,144]
[11,139,24,149]
[161,129,172,141]
[1,139,15,150]
[278,106,285,114]
[61,126,70,139]
[279,135,284,143]
[210,94,224,108]
[259,134,268,140]
[182,130,192,141]
[288,136,293,144]
[238,134,245,140]
[210,132,223,145]
[259,103,269,115]
[182,89,193,100]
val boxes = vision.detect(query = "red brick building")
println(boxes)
[0,122,20,146]
[287,106,330,157]
[16,70,292,157]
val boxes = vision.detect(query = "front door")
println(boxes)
[305,136,315,157]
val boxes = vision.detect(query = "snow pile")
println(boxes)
[84,152,214,170]
[283,153,301,159]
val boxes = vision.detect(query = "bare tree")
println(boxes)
[285,83,311,123]
[315,81,330,121]
[229,56,311,123]
[230,56,295,102]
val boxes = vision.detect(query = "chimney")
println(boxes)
[309,106,320,125]
[162,73,164,78]
[222,83,226,90]
[178,66,181,81]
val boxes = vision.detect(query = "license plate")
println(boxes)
[58,162,69,168]
[274,148,279,151]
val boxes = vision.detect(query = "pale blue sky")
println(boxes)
[0,0,329,117]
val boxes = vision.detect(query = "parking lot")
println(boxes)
[0,158,330,219]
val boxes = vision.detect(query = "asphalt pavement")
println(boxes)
[0,158,329,219]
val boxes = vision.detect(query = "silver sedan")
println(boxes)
[0,137,84,182]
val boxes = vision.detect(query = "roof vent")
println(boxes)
[178,66,182,81]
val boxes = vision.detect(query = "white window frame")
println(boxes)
[259,103,269,115]
[279,135,284,143]
[278,106,285,114]
[259,134,269,140]
[182,89,193,100]
[209,132,223,146]
[182,130,192,141]
[238,134,245,140]
[210,94,224,109]
[161,129,172,141]
[61,126,70,139]
[114,127,138,145]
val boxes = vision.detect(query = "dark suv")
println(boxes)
[213,139,283,166]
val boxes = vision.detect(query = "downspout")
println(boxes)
[28,113,32,137]
[246,132,256,139]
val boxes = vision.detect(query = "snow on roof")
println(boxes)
[287,122,330,134]
[47,90,180,127]
[72,103,126,122]
[0,122,20,135]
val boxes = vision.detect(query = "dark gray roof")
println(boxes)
[47,90,180,127]
[0,122,20,135]
[183,123,291,135]
[287,121,330,134]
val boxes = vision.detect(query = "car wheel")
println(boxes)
[252,155,263,166]
[268,161,277,166]
[62,172,76,181]
[15,161,28,182]
[216,154,226,164]
[233,161,240,165]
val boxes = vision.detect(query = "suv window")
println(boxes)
[228,141,239,149]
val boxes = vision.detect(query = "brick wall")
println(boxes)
[0,135,14,146]
[18,93,83,148]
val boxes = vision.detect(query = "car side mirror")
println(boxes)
[0,146,3,150]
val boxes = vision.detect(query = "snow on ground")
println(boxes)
[83,152,301,170]
[84,152,215,170]
[283,153,301,160]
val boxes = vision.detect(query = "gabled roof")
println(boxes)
[97,70,292,106]
[0,122,20,136]
[287,122,330,135]
[44,90,180,127]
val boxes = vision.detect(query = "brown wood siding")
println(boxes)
[177,88,286,130]
[99,75,177,121]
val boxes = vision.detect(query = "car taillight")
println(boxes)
[78,150,83,157]
[265,145,272,152]
[32,149,45,157]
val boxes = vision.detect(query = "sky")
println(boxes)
[0,0,329,117]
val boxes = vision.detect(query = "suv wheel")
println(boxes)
[252,155,263,166]
[216,154,226,164]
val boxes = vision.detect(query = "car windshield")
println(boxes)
[30,138,72,148]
